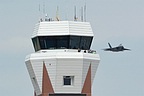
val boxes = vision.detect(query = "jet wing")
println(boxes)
[103,48,112,51]
[124,48,131,51]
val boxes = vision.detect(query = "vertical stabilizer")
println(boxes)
[108,43,112,48]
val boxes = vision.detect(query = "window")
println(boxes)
[69,36,80,49]
[57,36,69,49]
[32,35,93,51]
[38,36,69,49]
[69,36,92,50]
[32,37,40,51]
[39,36,56,49]
[63,76,74,86]
[80,36,92,50]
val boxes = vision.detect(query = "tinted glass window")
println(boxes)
[32,37,40,51]
[38,36,69,49]
[57,36,69,49]
[46,37,56,49]
[80,37,92,50]
[32,35,92,51]
[39,37,56,49]
[69,36,80,49]
[63,76,71,85]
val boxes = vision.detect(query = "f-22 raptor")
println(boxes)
[103,43,131,52]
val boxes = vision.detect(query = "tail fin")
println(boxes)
[108,43,112,48]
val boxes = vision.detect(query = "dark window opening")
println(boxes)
[69,36,80,49]
[32,37,40,51]
[32,35,93,52]
[63,76,71,85]
[80,36,92,50]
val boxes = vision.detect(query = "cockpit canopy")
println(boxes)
[32,35,93,52]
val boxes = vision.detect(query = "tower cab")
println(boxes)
[31,21,94,52]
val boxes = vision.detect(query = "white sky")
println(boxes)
[0,0,144,96]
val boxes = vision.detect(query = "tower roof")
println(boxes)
[32,21,94,38]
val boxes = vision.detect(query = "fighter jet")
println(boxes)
[103,43,131,52]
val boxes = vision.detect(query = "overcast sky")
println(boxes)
[0,0,144,96]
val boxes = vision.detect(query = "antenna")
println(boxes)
[38,3,44,22]
[74,6,78,21]
[38,3,41,22]
[41,1,46,21]
[84,2,87,22]
[38,1,46,22]
[43,2,45,15]
[81,7,83,22]
[56,6,60,21]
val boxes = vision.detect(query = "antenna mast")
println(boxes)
[38,1,46,22]
[81,7,83,22]
[56,6,60,21]
[74,6,77,21]
[43,2,46,21]
[43,2,45,15]
[38,3,43,22]
[84,3,87,22]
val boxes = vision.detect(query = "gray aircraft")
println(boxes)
[103,43,131,52]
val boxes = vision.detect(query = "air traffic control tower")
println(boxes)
[25,18,100,96]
